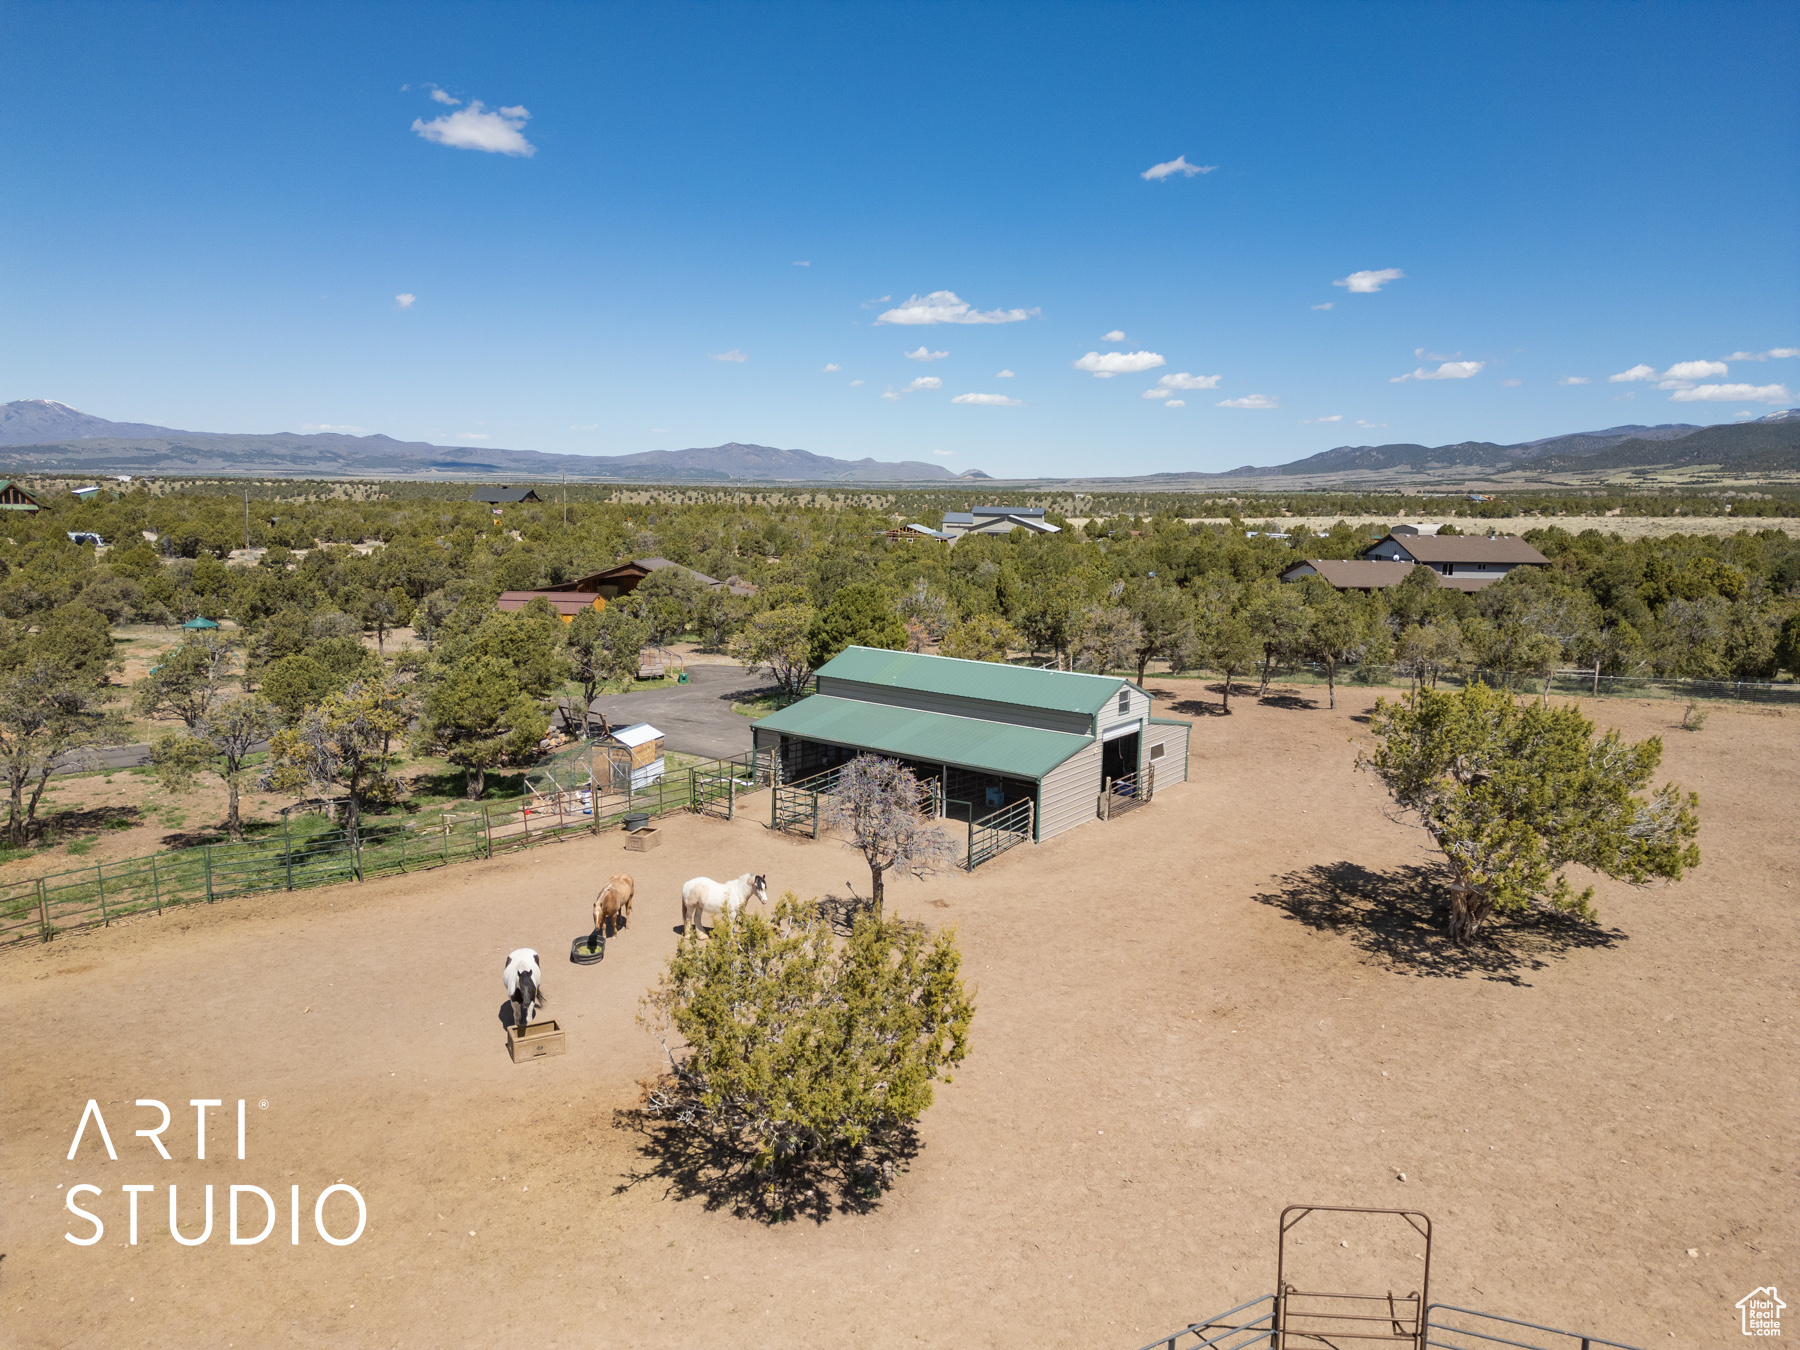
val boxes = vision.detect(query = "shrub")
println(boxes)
[638,892,973,1204]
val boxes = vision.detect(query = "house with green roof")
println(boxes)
[0,481,42,512]
[750,646,1189,842]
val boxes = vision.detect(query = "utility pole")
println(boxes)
[244,489,251,552]
[562,469,567,527]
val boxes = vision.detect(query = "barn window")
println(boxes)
[1150,743,1166,760]
[1118,691,1129,714]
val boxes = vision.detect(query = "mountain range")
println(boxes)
[0,402,980,482]
[1,398,1796,484]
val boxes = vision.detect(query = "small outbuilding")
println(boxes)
[592,722,666,790]
[750,646,1189,842]
[182,616,221,630]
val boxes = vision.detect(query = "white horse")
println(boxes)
[680,873,768,935]
[501,948,546,1030]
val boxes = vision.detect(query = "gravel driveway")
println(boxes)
[568,662,775,760]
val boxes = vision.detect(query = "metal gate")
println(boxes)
[690,749,773,822]
[966,798,1033,869]
[1102,764,1154,820]
[771,766,841,837]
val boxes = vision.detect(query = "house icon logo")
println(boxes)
[1738,1287,1785,1337]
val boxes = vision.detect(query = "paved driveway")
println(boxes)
[569,662,775,760]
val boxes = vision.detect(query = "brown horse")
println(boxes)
[592,873,635,943]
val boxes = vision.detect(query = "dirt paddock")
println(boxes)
[2,686,1793,1348]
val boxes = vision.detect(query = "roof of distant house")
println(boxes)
[974,505,1044,517]
[1365,533,1550,566]
[1281,558,1512,593]
[468,486,541,504]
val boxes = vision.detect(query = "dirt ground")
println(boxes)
[2,686,1793,1349]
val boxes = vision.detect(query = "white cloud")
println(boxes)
[301,423,370,435]
[1558,376,1590,386]
[1333,268,1405,294]
[709,349,748,362]
[792,260,810,267]
[1668,383,1791,404]
[429,87,460,105]
[821,362,842,373]
[931,449,955,456]
[1299,415,1343,424]
[570,423,599,430]
[1141,156,1216,181]
[850,379,864,386]
[1662,359,1729,381]
[1501,378,1523,387]
[881,390,902,401]
[905,376,942,392]
[1217,394,1279,409]
[1609,364,1658,382]
[876,290,1036,325]
[861,295,892,308]
[1102,330,1127,342]
[1164,399,1186,408]
[1154,371,1221,391]
[1355,419,1386,429]
[1415,348,1461,360]
[905,346,949,361]
[411,100,536,156]
[995,369,1015,378]
[1727,348,1798,360]
[1311,302,1334,311]
[457,433,489,441]
[394,293,416,309]
[1392,360,1485,382]
[1141,389,1171,400]
[1073,350,1165,378]
[952,392,1024,406]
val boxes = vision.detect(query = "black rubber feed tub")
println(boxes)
[569,930,606,964]
[622,812,650,832]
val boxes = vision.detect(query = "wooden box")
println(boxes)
[624,826,662,852]
[506,1019,566,1064]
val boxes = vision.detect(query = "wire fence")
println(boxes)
[1,750,768,950]
[1173,663,1800,705]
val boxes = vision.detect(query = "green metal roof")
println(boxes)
[814,645,1131,716]
[752,694,1092,780]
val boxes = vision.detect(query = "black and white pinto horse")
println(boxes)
[501,948,546,1031]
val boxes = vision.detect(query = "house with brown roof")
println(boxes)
[1360,532,1550,588]
[1279,557,1509,594]
[468,486,542,504]
[496,557,755,623]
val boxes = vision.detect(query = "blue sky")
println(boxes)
[3,1,1796,476]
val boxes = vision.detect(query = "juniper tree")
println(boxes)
[1362,682,1700,945]
[639,891,974,1191]
[148,695,280,840]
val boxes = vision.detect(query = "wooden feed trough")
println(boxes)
[507,1020,566,1063]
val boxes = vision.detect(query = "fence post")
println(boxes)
[727,767,735,821]
[352,825,363,881]
[811,789,819,840]
[771,783,778,830]
[483,804,493,858]
[97,864,107,925]
[400,821,408,873]
[283,816,294,890]
[151,852,161,915]
[443,815,451,865]
[38,877,50,942]
[204,844,214,902]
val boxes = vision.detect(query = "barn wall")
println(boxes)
[815,676,1093,736]
[1145,718,1190,785]
[1095,683,1153,771]
[1036,739,1104,841]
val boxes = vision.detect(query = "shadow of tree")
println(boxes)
[43,804,142,839]
[1250,861,1625,984]
[609,1096,921,1224]
[1259,692,1320,711]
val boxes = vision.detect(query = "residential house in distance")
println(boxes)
[468,486,543,505]
[496,556,755,622]
[0,481,42,513]
[1282,532,1551,594]
[940,506,1062,538]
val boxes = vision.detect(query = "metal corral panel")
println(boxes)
[751,695,1092,780]
[1036,737,1104,840]
[817,676,1092,736]
[1146,717,1190,783]
[814,646,1137,716]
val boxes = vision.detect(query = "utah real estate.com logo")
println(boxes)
[1738,1287,1785,1338]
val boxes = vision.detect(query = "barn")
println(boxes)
[749,647,1189,842]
